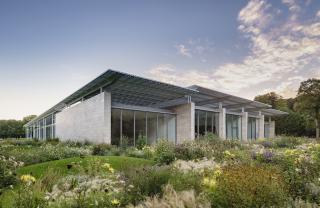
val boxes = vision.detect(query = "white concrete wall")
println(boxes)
[265,121,275,139]
[172,102,195,143]
[56,92,111,143]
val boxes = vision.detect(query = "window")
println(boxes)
[248,117,257,140]
[135,111,146,145]
[198,111,206,136]
[147,112,157,145]
[111,108,176,146]
[122,110,134,145]
[194,110,219,138]
[226,114,241,140]
[111,109,121,145]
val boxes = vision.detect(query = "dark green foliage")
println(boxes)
[274,136,303,148]
[295,79,320,139]
[0,159,17,191]
[275,111,310,137]
[0,115,36,139]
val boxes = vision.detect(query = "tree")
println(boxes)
[295,79,320,139]
[0,115,37,138]
[22,115,37,124]
[254,92,288,110]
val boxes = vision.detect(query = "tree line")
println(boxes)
[0,115,36,138]
[254,78,320,139]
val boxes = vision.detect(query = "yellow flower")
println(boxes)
[223,150,235,158]
[20,174,36,184]
[103,163,111,169]
[202,177,217,189]
[213,169,222,177]
[111,198,120,206]
[109,167,115,173]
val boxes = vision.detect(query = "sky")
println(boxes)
[0,0,320,120]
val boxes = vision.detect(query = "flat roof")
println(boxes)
[25,69,197,126]
[189,85,271,110]
[25,69,287,127]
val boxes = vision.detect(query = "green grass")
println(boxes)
[17,155,154,179]
[0,156,154,207]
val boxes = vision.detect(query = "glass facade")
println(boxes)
[248,117,258,140]
[27,114,56,140]
[226,114,241,140]
[111,108,176,146]
[194,110,219,138]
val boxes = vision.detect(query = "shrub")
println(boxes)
[136,135,147,150]
[124,166,172,204]
[120,136,129,149]
[274,136,303,148]
[126,147,146,158]
[168,171,203,194]
[208,164,288,207]
[154,139,175,165]
[92,143,113,155]
[275,146,320,203]
[174,142,206,161]
[0,159,17,191]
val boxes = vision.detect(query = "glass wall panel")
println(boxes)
[198,111,206,136]
[214,113,219,135]
[46,126,52,139]
[157,113,168,139]
[166,114,176,143]
[111,108,176,146]
[111,109,121,145]
[135,111,146,145]
[40,120,44,139]
[248,117,257,140]
[195,110,199,138]
[206,112,213,133]
[226,114,241,140]
[147,112,157,145]
[45,116,53,125]
[194,110,219,138]
[122,110,134,145]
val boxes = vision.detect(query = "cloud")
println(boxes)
[175,39,214,59]
[175,44,192,57]
[148,0,320,98]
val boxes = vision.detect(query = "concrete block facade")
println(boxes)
[172,102,195,143]
[241,112,248,142]
[56,92,111,143]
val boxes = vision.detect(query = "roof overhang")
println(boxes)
[25,69,197,127]
[189,85,271,109]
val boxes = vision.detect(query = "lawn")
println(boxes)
[17,155,154,179]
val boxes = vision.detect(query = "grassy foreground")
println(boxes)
[17,156,154,179]
[0,156,153,207]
